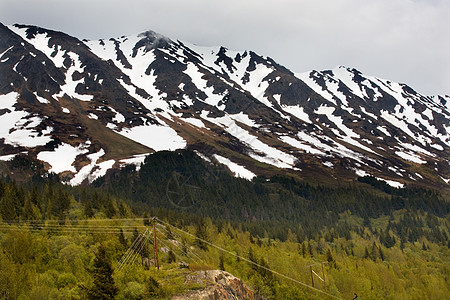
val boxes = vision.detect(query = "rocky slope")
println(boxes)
[172,270,256,300]
[0,23,449,189]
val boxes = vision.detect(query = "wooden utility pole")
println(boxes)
[322,262,327,291]
[306,262,328,291]
[153,218,159,270]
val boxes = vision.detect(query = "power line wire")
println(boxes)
[155,228,203,265]
[155,217,344,300]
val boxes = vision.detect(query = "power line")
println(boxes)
[0,224,142,234]
[0,217,150,224]
[0,218,147,234]
[155,226,205,265]
[1,216,344,299]
[155,217,344,300]
[117,230,149,271]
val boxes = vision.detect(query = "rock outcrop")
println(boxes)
[172,270,256,300]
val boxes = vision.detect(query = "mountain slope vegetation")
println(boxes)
[0,152,448,299]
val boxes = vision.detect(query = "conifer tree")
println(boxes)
[0,187,17,223]
[363,247,370,259]
[219,255,225,271]
[248,247,257,271]
[370,241,379,261]
[167,249,176,263]
[400,236,406,251]
[300,242,306,257]
[422,242,427,251]
[143,212,151,226]
[23,195,36,221]
[84,198,94,218]
[307,241,314,257]
[118,228,128,248]
[117,199,129,217]
[194,220,208,250]
[378,245,385,261]
[53,188,70,223]
[326,248,334,263]
[103,195,117,219]
[87,244,118,300]
[42,183,54,220]
[29,186,41,210]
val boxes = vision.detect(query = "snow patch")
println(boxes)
[279,135,324,155]
[354,169,369,177]
[0,153,22,161]
[378,178,404,188]
[213,154,255,180]
[0,92,53,147]
[430,144,444,151]
[322,161,334,168]
[184,62,225,108]
[57,52,94,101]
[34,93,51,104]
[202,111,296,168]
[281,105,311,123]
[119,154,149,171]
[115,124,186,151]
[88,113,98,120]
[183,118,205,128]
[395,151,426,164]
[69,149,106,185]
[231,112,259,128]
[440,176,450,184]
[37,142,89,173]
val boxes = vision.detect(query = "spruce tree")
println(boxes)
[219,255,225,271]
[29,186,42,210]
[143,213,151,226]
[103,195,117,219]
[363,247,370,259]
[23,195,36,221]
[378,246,385,261]
[194,220,208,250]
[118,228,128,248]
[300,242,306,257]
[326,248,334,263]
[167,249,176,263]
[0,188,17,223]
[422,242,427,251]
[84,198,95,218]
[87,244,118,300]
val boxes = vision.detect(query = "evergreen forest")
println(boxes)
[0,150,449,299]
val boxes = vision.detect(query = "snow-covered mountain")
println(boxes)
[0,23,449,189]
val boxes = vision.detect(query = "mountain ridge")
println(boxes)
[0,23,449,190]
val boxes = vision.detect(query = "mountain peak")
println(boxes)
[136,30,171,49]
[0,24,448,189]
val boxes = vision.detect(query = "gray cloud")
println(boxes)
[1,0,449,95]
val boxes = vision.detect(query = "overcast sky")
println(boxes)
[1,0,449,95]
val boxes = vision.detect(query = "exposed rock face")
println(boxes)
[172,270,256,300]
[0,23,449,189]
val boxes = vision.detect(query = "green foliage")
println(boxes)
[194,219,208,250]
[166,249,176,263]
[0,152,448,299]
[118,228,128,248]
[122,281,146,299]
[87,244,118,300]
[219,254,225,271]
